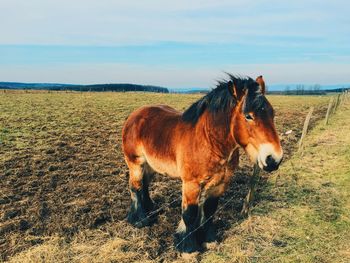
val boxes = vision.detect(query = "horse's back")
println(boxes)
[123,105,181,135]
[122,105,182,173]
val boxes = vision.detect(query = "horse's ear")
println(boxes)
[256,75,266,94]
[228,80,246,100]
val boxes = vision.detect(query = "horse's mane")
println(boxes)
[182,74,262,124]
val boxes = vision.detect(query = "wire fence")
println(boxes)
[298,91,349,154]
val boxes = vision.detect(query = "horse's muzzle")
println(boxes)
[262,155,282,172]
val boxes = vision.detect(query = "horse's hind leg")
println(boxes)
[126,159,155,228]
[140,163,155,213]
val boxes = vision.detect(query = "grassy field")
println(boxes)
[2,90,345,262]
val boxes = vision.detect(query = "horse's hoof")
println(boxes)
[127,210,156,228]
[174,231,201,254]
[197,223,217,245]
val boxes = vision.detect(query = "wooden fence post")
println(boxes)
[341,91,348,106]
[339,92,344,108]
[298,107,314,152]
[331,95,337,114]
[324,98,334,125]
[333,94,341,113]
[241,164,260,216]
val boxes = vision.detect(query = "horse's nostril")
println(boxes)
[263,155,279,172]
[266,155,275,166]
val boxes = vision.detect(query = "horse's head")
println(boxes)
[229,76,283,172]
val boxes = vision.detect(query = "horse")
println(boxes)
[122,75,283,253]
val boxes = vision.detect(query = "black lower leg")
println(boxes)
[127,185,155,228]
[199,197,219,244]
[174,205,201,253]
[142,175,154,212]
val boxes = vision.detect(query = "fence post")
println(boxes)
[241,164,260,216]
[333,94,341,113]
[341,91,347,106]
[298,107,314,152]
[339,92,344,108]
[324,97,334,125]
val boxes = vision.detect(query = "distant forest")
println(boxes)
[268,84,349,95]
[0,82,169,93]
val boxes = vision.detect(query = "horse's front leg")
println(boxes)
[198,183,226,248]
[174,180,201,253]
[199,196,219,247]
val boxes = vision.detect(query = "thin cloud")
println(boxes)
[1,0,349,45]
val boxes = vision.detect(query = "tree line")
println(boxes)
[0,83,169,93]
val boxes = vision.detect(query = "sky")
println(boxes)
[0,0,349,89]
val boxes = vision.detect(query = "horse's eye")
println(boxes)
[245,114,254,121]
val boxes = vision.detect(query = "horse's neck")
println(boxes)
[198,111,235,158]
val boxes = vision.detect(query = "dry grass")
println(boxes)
[0,91,331,262]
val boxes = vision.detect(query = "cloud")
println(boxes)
[0,0,349,45]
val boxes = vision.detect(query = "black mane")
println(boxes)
[182,75,262,124]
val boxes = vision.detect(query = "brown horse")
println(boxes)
[122,75,283,253]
